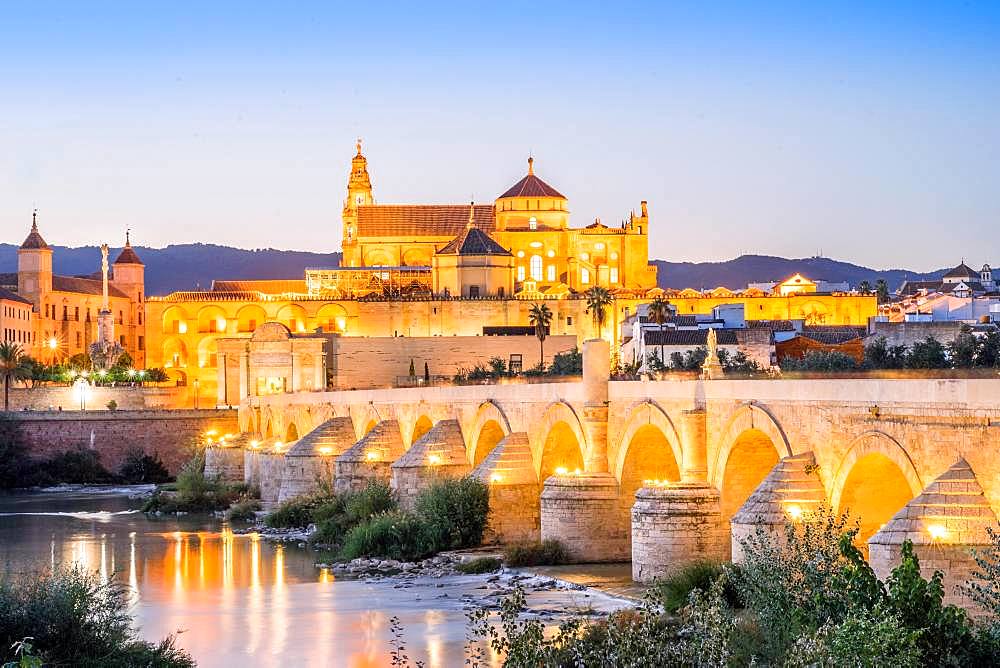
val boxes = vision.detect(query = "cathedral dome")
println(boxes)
[497,157,566,200]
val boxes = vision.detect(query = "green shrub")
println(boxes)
[226,497,262,522]
[652,560,740,613]
[503,539,570,567]
[309,480,396,547]
[265,491,331,528]
[141,453,243,513]
[414,476,490,552]
[117,447,171,484]
[456,556,502,574]
[339,511,433,561]
[0,567,194,667]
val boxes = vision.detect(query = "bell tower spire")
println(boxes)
[342,139,374,267]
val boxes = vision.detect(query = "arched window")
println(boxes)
[581,268,590,284]
[547,265,556,281]
[517,266,526,281]
[530,255,543,281]
[529,216,537,230]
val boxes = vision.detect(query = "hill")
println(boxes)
[0,243,343,295]
[653,255,945,292]
[0,244,944,295]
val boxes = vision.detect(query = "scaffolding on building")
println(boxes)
[304,267,433,300]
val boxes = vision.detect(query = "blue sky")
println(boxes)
[1,2,998,270]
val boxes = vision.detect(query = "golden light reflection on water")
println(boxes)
[20,520,492,668]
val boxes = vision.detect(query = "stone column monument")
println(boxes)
[89,243,124,369]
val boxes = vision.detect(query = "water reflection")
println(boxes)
[0,490,490,667]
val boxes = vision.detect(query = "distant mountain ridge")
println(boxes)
[0,243,946,295]
[653,255,946,292]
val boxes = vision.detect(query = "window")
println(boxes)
[74,306,79,321]
[610,267,619,283]
[469,286,480,298]
[517,250,525,258]
[138,312,142,325]
[498,287,504,298]
[517,266,525,281]
[547,265,556,281]
[138,335,144,350]
[595,242,605,250]
[75,332,81,346]
[509,354,523,374]
[528,216,537,230]
[580,252,589,261]
[62,306,67,321]
[530,255,543,281]
[567,317,573,325]
[581,268,590,284]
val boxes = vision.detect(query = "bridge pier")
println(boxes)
[334,419,404,494]
[869,458,997,611]
[631,408,728,580]
[390,419,469,509]
[730,452,826,562]
[472,432,540,544]
[277,417,356,502]
[540,339,630,562]
[205,441,248,482]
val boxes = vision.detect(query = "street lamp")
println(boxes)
[73,377,89,411]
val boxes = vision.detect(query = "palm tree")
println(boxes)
[528,303,553,367]
[584,286,613,341]
[858,280,872,295]
[647,296,671,369]
[0,342,26,412]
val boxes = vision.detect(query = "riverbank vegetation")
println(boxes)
[0,567,194,667]
[457,508,1000,667]
[502,539,571,567]
[263,476,490,561]
[0,419,171,489]
[142,452,249,514]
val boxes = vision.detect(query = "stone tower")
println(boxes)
[341,139,374,267]
[111,230,146,367]
[17,210,53,309]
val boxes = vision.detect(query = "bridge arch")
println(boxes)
[714,402,792,523]
[466,400,512,466]
[614,401,683,501]
[285,422,300,442]
[534,401,588,481]
[831,430,922,541]
[410,414,434,447]
[350,404,381,441]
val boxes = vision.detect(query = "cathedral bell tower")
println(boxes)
[342,139,374,267]
[17,210,53,308]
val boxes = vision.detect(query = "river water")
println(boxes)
[0,488,628,667]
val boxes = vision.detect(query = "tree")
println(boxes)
[424,361,430,383]
[977,329,1000,368]
[864,336,907,370]
[584,286,613,341]
[875,279,891,304]
[858,280,872,295]
[647,296,671,369]
[0,342,27,412]
[528,303,553,366]
[947,325,979,368]
[408,358,416,378]
[906,336,949,369]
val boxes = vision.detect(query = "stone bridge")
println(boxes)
[213,340,1000,607]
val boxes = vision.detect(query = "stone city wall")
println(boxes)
[327,334,578,390]
[5,385,189,412]
[9,409,237,474]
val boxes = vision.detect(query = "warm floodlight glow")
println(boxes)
[928,523,948,541]
[786,504,803,521]
[554,466,569,476]
[48,337,58,350]
[249,440,261,449]
[365,451,379,461]
[319,446,333,455]
[490,473,502,483]
[205,429,218,437]
[428,454,442,465]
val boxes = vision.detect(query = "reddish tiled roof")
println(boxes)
[52,275,129,298]
[437,226,511,256]
[114,245,143,265]
[20,217,49,250]
[0,287,32,306]
[498,174,566,199]
[356,205,496,238]
[644,329,739,346]
[211,279,307,294]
